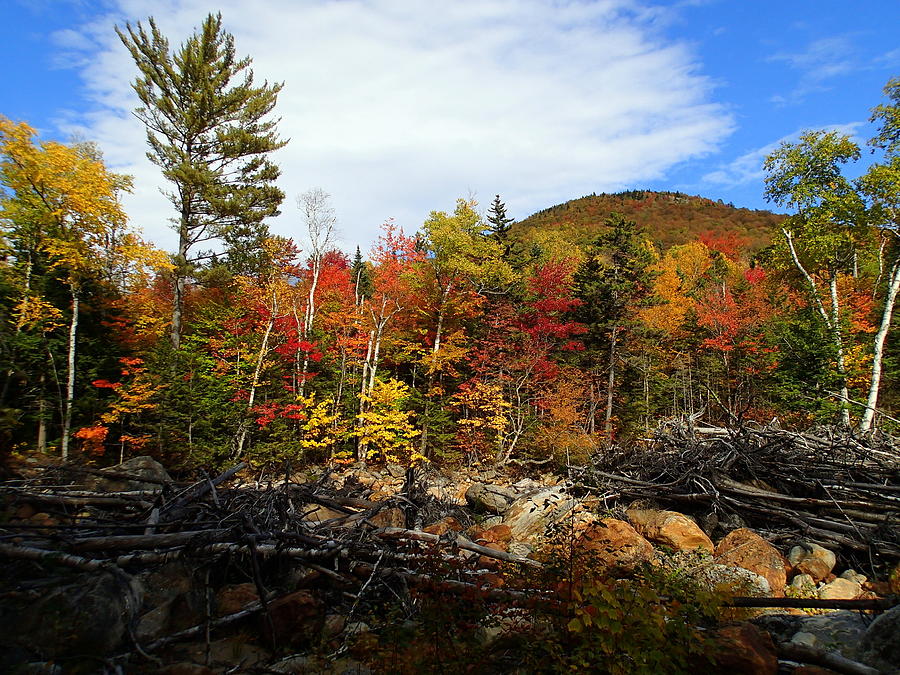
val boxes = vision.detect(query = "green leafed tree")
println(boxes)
[117,12,287,349]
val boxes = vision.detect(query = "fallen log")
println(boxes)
[778,642,881,675]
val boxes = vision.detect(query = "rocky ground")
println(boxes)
[1,429,898,674]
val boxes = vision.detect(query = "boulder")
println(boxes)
[302,504,347,522]
[215,582,258,616]
[694,564,770,597]
[87,455,171,492]
[502,487,579,542]
[465,482,517,514]
[788,573,817,597]
[790,611,868,661]
[179,638,270,670]
[575,518,655,570]
[715,528,787,595]
[626,508,713,552]
[0,571,143,660]
[788,543,836,582]
[422,516,463,536]
[264,590,324,647]
[817,577,861,601]
[859,604,900,674]
[711,623,778,675]
[367,506,405,528]
[471,523,513,545]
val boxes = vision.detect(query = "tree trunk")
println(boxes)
[783,229,850,425]
[420,283,451,458]
[860,259,900,431]
[37,373,47,453]
[234,306,275,457]
[828,275,851,426]
[61,288,79,460]
[171,217,190,351]
[604,325,618,436]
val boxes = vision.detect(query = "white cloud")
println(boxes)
[702,122,864,188]
[768,36,862,105]
[57,0,734,253]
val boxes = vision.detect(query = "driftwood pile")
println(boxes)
[0,459,543,669]
[1,422,898,672]
[576,422,900,572]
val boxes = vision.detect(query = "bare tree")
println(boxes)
[296,188,337,395]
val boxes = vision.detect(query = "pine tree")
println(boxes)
[486,194,514,242]
[574,214,657,436]
[117,13,287,349]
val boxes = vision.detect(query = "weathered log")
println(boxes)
[777,642,881,675]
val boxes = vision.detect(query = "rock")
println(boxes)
[0,571,143,660]
[715,528,787,595]
[139,561,193,609]
[792,667,842,675]
[465,482,518,514]
[472,523,513,545]
[136,598,174,642]
[502,487,579,542]
[508,542,533,558]
[817,577,861,600]
[324,613,347,640]
[158,664,217,675]
[788,573,817,597]
[839,568,867,585]
[423,516,463,536]
[264,590,324,647]
[626,508,713,552]
[790,611,868,661]
[367,506,405,528]
[87,455,171,492]
[270,656,372,674]
[180,638,270,669]
[215,582,258,616]
[711,623,778,675]
[788,543,836,581]
[575,518,655,570]
[384,463,406,478]
[694,564,770,597]
[302,504,346,522]
[859,604,900,673]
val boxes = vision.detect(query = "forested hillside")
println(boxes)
[515,190,785,252]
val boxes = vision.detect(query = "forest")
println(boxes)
[3,13,900,475]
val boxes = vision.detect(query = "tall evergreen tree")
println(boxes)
[574,214,657,436]
[486,194,514,242]
[117,13,287,349]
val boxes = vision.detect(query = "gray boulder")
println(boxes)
[860,605,900,674]
[465,482,518,514]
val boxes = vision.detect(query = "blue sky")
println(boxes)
[1,0,899,253]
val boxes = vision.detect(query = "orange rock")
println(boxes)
[477,524,513,545]
[15,503,36,520]
[576,518,655,570]
[367,506,405,528]
[711,623,778,675]
[215,583,258,616]
[715,528,787,596]
[422,516,463,536]
[264,590,323,647]
[626,508,713,552]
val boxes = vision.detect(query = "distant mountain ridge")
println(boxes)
[514,190,786,252]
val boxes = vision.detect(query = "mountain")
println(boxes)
[513,190,786,253]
